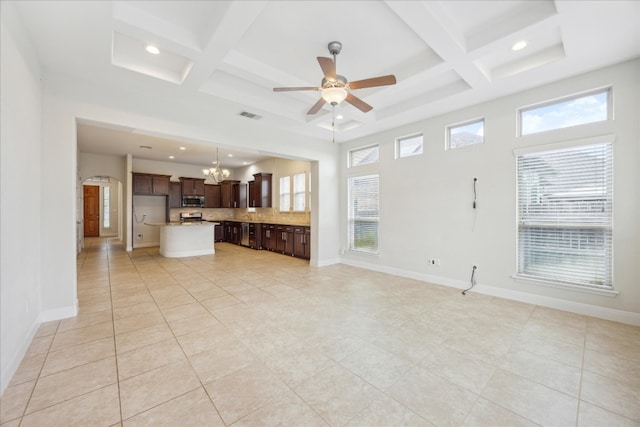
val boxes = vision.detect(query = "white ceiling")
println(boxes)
[13,1,640,167]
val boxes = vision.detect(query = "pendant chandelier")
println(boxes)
[202,147,230,184]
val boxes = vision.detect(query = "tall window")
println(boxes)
[293,172,306,211]
[102,186,110,228]
[279,176,290,211]
[348,174,379,253]
[519,88,611,136]
[516,141,613,290]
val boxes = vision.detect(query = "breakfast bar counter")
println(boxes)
[145,222,219,258]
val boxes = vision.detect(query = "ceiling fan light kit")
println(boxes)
[273,41,397,115]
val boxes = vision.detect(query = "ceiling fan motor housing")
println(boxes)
[322,75,347,88]
[327,41,342,56]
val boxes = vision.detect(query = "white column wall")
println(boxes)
[0,1,44,394]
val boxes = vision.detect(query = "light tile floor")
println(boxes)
[2,237,639,426]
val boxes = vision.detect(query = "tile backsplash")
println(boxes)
[170,208,310,226]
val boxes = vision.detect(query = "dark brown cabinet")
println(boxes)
[169,182,182,208]
[261,224,276,251]
[180,178,205,196]
[293,226,311,259]
[132,173,170,195]
[275,225,294,255]
[204,184,221,208]
[214,224,224,242]
[220,180,247,208]
[248,223,261,249]
[248,173,272,207]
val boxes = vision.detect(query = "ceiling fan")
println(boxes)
[273,41,396,115]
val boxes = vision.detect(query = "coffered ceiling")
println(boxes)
[12,1,640,166]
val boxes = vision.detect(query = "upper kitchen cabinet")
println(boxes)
[132,173,170,195]
[204,184,221,208]
[180,177,205,196]
[249,173,272,208]
[220,180,247,208]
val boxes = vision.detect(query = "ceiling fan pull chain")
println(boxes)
[332,105,336,143]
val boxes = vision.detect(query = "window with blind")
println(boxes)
[348,174,379,253]
[279,176,290,211]
[516,142,613,290]
[293,172,306,211]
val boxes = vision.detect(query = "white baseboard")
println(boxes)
[0,317,40,396]
[313,257,341,267]
[38,301,78,323]
[340,258,640,326]
[1,301,79,396]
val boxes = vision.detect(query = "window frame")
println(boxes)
[395,133,424,159]
[517,87,612,137]
[349,144,379,168]
[446,118,485,150]
[514,136,615,294]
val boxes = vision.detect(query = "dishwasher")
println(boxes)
[241,222,250,247]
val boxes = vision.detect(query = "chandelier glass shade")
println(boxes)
[203,148,230,183]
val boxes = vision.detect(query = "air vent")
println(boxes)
[239,111,262,120]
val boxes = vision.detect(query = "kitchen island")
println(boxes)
[145,222,219,258]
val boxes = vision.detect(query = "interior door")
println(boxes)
[83,185,100,237]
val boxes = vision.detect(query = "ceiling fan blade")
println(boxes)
[348,75,397,90]
[345,93,373,113]
[307,97,327,115]
[273,87,320,92]
[317,57,336,81]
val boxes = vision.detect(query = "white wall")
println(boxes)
[340,59,640,324]
[0,1,44,394]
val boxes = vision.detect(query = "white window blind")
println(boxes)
[293,172,306,211]
[517,142,613,289]
[348,174,379,253]
[279,176,290,211]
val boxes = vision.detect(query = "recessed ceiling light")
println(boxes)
[145,45,160,55]
[243,161,248,165]
[179,146,186,150]
[228,154,233,157]
[336,114,344,120]
[168,155,174,159]
[512,40,527,51]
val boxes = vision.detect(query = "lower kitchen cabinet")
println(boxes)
[248,223,261,249]
[219,221,310,259]
[214,224,224,242]
[275,225,294,255]
[293,226,311,259]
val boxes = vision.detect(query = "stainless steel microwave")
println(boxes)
[182,196,204,207]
